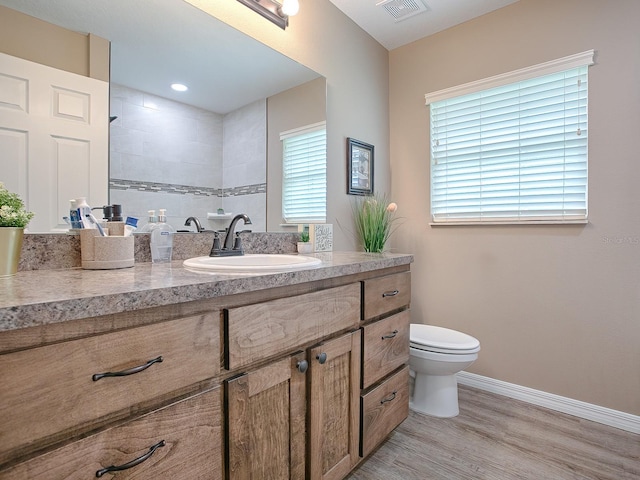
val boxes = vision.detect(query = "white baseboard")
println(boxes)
[457,372,640,434]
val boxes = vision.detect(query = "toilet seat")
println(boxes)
[410,324,480,354]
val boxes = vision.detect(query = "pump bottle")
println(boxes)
[150,209,174,263]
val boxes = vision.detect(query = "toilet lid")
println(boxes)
[410,324,480,353]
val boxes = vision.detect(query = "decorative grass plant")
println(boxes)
[353,194,398,253]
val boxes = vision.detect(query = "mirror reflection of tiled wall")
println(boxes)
[109,84,266,232]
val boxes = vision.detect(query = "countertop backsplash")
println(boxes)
[19,232,300,271]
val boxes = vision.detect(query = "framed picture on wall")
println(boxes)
[347,138,374,195]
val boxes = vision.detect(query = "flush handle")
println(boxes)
[96,440,165,477]
[382,330,399,340]
[382,290,399,298]
[92,356,163,381]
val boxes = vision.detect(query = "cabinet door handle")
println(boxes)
[96,440,165,477]
[297,360,309,373]
[382,330,399,340]
[380,391,397,405]
[316,352,327,364]
[92,356,163,381]
[382,290,399,298]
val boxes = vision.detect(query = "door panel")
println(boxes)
[0,52,108,232]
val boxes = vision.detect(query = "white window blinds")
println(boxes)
[281,122,327,223]
[427,51,593,224]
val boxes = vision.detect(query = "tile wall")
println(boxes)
[109,84,266,232]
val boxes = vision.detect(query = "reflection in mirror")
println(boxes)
[0,0,325,232]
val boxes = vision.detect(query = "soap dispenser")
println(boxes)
[139,210,157,233]
[150,209,174,263]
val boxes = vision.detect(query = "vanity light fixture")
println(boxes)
[171,83,188,92]
[237,0,299,30]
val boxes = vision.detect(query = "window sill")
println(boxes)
[430,220,589,226]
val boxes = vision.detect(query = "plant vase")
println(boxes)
[297,242,313,254]
[0,227,24,277]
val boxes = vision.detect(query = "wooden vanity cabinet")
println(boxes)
[1,262,412,480]
[225,270,411,480]
[358,272,411,459]
[225,284,361,480]
[0,313,223,479]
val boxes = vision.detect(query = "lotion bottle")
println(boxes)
[139,210,157,233]
[150,209,174,263]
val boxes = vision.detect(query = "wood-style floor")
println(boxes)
[348,385,639,480]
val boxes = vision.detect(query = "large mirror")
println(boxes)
[0,0,326,232]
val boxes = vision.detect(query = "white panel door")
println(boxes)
[0,52,109,232]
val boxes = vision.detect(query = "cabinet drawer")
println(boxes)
[362,272,411,320]
[1,387,223,479]
[226,283,360,370]
[360,366,409,458]
[0,313,220,465]
[361,310,410,389]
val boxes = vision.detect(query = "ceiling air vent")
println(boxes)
[376,0,430,22]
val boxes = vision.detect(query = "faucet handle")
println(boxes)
[209,232,222,256]
[233,232,243,251]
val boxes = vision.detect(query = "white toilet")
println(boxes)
[409,324,480,418]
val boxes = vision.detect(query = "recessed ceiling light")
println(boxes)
[171,83,188,92]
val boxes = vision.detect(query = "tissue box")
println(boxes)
[80,229,134,269]
[309,224,333,252]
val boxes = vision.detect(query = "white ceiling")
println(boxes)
[328,0,520,50]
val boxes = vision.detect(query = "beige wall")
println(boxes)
[0,5,109,81]
[267,77,327,231]
[389,0,640,415]
[186,0,390,250]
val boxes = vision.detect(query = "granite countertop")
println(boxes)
[0,252,413,332]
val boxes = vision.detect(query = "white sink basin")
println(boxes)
[183,254,322,274]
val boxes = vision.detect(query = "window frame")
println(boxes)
[425,50,594,225]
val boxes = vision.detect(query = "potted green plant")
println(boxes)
[297,230,313,254]
[353,193,398,253]
[0,182,34,277]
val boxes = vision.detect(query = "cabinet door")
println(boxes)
[308,332,361,480]
[227,352,307,480]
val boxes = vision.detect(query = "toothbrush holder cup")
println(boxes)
[80,229,134,269]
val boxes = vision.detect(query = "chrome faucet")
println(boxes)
[210,213,252,256]
[184,216,204,233]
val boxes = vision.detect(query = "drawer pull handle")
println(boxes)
[297,360,309,373]
[96,439,165,477]
[382,330,399,340]
[92,356,163,381]
[382,290,399,298]
[380,391,398,405]
[316,352,327,364]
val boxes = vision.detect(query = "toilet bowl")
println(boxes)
[409,324,480,418]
